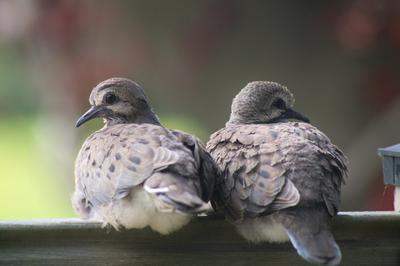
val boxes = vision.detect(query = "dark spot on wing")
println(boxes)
[109,164,115,172]
[92,160,96,166]
[129,156,141,164]
[137,139,149,145]
[259,170,270,178]
[269,131,278,140]
[115,153,121,160]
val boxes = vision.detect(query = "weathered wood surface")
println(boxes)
[0,212,399,266]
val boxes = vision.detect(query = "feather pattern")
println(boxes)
[74,123,217,232]
[207,122,348,222]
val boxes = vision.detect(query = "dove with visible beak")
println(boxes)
[73,77,217,234]
[207,81,348,265]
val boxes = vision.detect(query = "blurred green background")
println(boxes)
[1,0,400,219]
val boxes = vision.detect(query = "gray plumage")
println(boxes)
[73,78,216,234]
[207,81,348,265]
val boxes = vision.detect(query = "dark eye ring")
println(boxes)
[104,93,118,104]
[272,98,286,109]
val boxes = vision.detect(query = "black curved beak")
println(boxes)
[281,108,310,123]
[76,106,103,128]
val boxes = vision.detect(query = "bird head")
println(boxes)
[76,77,160,127]
[228,81,310,124]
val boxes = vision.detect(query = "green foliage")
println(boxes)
[0,117,74,219]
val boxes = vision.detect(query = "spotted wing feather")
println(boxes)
[74,123,209,217]
[207,122,347,223]
[171,129,218,202]
[207,125,300,222]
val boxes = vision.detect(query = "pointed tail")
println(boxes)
[277,207,341,266]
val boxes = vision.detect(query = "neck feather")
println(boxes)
[105,110,161,127]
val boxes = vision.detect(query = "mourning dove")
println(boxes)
[73,78,216,235]
[207,81,348,265]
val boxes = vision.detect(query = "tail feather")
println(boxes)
[277,207,341,266]
[144,172,209,214]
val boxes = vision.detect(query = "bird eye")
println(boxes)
[272,98,286,109]
[104,93,118,104]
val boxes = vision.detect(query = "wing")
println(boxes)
[74,124,188,215]
[207,125,300,222]
[171,129,218,202]
[73,124,213,217]
[282,122,348,216]
[143,172,208,213]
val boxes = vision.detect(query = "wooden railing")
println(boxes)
[0,212,399,265]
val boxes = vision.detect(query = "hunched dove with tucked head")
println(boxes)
[73,77,217,234]
[207,81,348,265]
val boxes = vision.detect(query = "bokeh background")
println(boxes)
[1,0,399,219]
